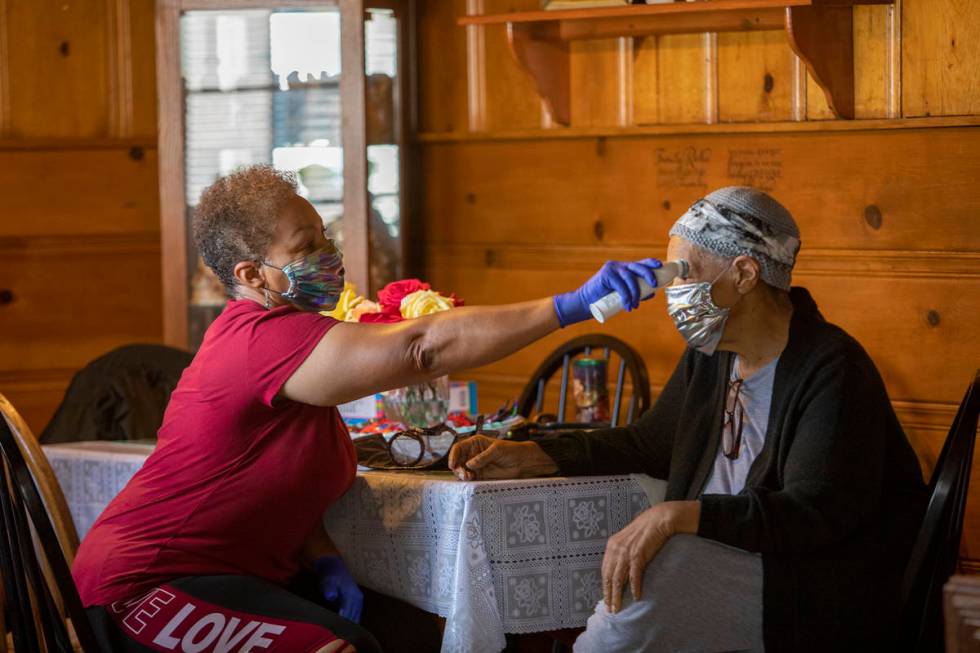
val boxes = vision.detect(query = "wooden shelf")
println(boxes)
[415,116,980,143]
[458,0,892,124]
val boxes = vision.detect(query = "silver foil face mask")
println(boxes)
[665,270,731,356]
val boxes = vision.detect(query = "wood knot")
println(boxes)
[763,73,774,94]
[484,249,496,267]
[465,192,476,205]
[926,310,941,327]
[595,137,607,158]
[128,146,144,161]
[662,199,671,211]
[864,204,883,230]
[593,219,605,242]
[0,289,13,305]
[59,41,70,57]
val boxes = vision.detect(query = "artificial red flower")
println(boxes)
[357,309,403,323]
[377,279,430,311]
[446,292,465,307]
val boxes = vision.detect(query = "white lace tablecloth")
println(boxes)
[324,471,666,653]
[42,441,667,653]
[43,441,156,539]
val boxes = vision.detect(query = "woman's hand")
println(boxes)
[553,258,663,327]
[313,555,364,624]
[448,436,558,481]
[601,500,701,613]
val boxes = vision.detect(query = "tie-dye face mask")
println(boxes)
[263,243,345,312]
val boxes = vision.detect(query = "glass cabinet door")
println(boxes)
[159,0,409,348]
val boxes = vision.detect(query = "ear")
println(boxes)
[233,260,265,290]
[732,256,761,294]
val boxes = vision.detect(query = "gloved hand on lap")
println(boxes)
[313,554,364,624]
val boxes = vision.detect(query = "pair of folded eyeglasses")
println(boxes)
[386,415,500,468]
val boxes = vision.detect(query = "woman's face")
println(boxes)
[261,194,337,300]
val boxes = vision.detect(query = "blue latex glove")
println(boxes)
[313,555,364,623]
[553,258,663,327]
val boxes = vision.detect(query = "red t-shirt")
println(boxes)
[72,300,356,607]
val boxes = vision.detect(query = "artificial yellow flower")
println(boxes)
[400,289,455,319]
[322,281,365,322]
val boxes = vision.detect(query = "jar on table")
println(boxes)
[572,358,610,423]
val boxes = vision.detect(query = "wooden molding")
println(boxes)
[466,0,487,132]
[426,243,980,281]
[416,115,980,142]
[508,21,570,127]
[340,0,372,294]
[106,0,135,138]
[155,0,188,348]
[0,137,155,152]
[885,0,900,119]
[0,232,160,257]
[960,558,980,575]
[785,5,854,118]
[461,1,887,123]
[0,0,9,137]
[177,0,339,8]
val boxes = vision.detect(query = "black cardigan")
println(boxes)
[537,288,927,652]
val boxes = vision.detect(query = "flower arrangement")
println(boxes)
[323,279,465,428]
[323,279,464,323]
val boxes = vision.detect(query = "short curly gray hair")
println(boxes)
[192,165,298,294]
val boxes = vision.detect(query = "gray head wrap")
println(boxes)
[668,186,801,291]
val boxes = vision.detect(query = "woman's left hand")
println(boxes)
[313,555,364,623]
[601,500,701,614]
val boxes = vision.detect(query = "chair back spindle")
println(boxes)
[517,335,651,428]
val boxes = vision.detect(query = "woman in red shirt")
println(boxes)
[73,165,663,653]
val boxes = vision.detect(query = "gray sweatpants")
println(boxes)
[573,534,764,653]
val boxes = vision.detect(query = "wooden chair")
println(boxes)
[0,394,80,561]
[517,334,651,428]
[900,370,980,653]
[0,405,100,652]
[0,393,82,652]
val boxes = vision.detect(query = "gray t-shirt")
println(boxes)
[701,354,779,496]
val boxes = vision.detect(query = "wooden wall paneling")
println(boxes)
[803,65,838,120]
[0,0,9,136]
[902,0,980,118]
[5,0,110,138]
[107,0,134,138]
[418,0,469,133]
[129,0,160,139]
[0,369,75,436]
[0,235,162,373]
[421,139,603,245]
[717,31,795,123]
[484,22,542,130]
[852,4,893,119]
[0,147,159,237]
[657,34,712,124]
[421,128,980,252]
[569,37,630,128]
[426,241,979,405]
[894,403,980,562]
[482,0,542,131]
[633,36,659,125]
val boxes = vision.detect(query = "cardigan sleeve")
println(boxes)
[534,350,691,480]
[698,341,890,553]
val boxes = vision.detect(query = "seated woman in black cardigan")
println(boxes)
[449,186,928,653]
